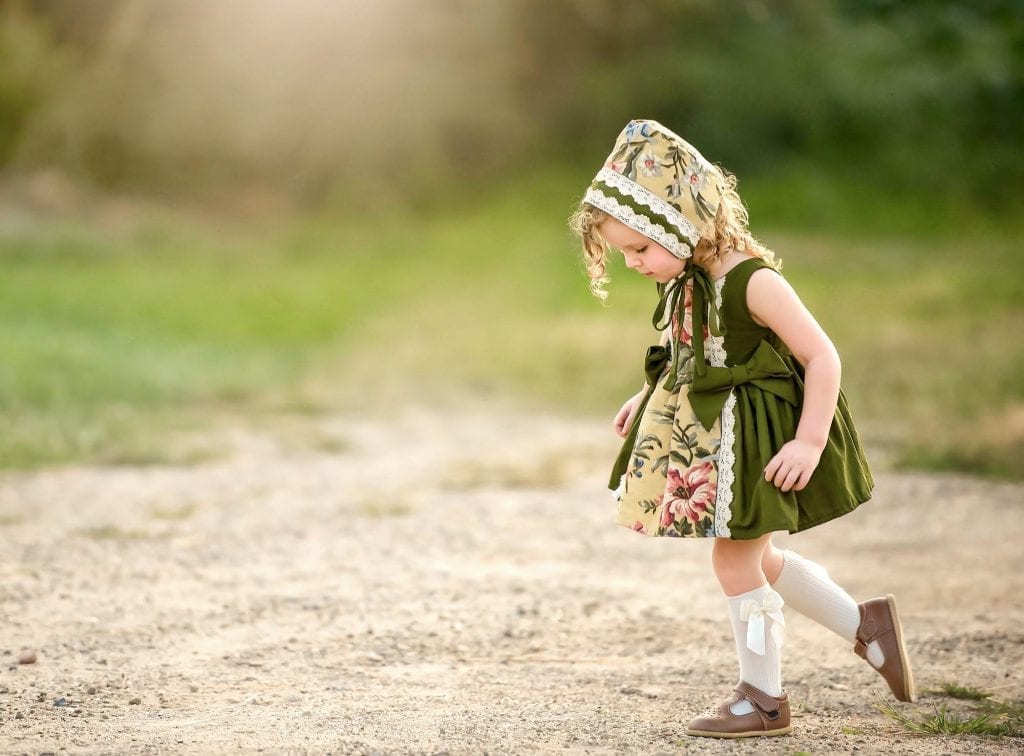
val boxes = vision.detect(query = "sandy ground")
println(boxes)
[1,399,1023,755]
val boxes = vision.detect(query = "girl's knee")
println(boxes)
[712,535,772,593]
[761,544,786,584]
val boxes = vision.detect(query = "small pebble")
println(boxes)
[87,686,97,695]
[15,712,23,719]
[18,650,36,665]
[190,684,199,692]
[128,697,141,705]
[53,697,68,707]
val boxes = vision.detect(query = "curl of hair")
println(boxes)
[567,202,611,302]
[702,166,782,272]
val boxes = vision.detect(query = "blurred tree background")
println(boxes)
[1,0,1021,476]
[4,0,1021,216]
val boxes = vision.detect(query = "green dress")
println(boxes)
[609,257,874,540]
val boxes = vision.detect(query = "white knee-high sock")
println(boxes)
[726,584,785,701]
[771,549,885,668]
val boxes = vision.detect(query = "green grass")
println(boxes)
[924,683,994,701]
[0,169,1021,477]
[879,683,1024,739]
[73,525,151,540]
[878,700,1024,738]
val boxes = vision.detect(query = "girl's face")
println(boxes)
[597,216,687,283]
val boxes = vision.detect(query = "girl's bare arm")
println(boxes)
[745,268,841,490]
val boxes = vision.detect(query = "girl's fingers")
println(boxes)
[794,468,812,491]
[613,409,628,433]
[764,456,780,481]
[780,467,802,492]
[618,407,638,437]
[773,462,791,487]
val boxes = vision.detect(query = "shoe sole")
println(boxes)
[886,593,917,703]
[685,726,793,738]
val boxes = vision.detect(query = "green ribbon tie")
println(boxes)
[653,262,727,393]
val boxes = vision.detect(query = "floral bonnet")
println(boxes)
[583,119,724,259]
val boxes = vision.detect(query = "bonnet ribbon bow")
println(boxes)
[653,262,724,395]
[739,590,786,656]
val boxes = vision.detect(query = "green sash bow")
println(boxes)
[607,344,670,491]
[688,339,798,431]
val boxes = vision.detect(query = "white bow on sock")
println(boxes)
[727,584,785,712]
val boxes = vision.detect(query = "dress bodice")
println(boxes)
[654,257,797,432]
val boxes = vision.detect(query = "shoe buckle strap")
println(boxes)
[856,622,895,648]
[733,681,782,717]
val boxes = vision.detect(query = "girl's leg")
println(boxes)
[712,534,785,698]
[686,535,792,738]
[761,544,864,654]
[761,541,916,702]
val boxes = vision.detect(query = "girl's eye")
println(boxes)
[637,246,648,254]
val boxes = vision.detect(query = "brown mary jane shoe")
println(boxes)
[855,594,917,702]
[685,681,792,738]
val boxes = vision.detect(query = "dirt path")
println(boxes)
[1,400,1022,754]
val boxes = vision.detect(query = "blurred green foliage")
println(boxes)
[1,169,1021,477]
[1,0,1021,220]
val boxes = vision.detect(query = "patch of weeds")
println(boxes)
[100,444,223,467]
[150,503,197,521]
[74,525,151,540]
[841,725,868,735]
[925,682,993,701]
[443,456,572,490]
[878,699,1024,738]
[251,414,351,455]
[356,498,413,518]
[279,427,350,454]
[0,514,24,526]
[976,698,1024,737]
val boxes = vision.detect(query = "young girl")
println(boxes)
[568,119,915,738]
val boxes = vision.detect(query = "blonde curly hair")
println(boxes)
[568,164,781,301]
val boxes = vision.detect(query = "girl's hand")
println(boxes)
[764,439,824,492]
[613,389,648,438]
